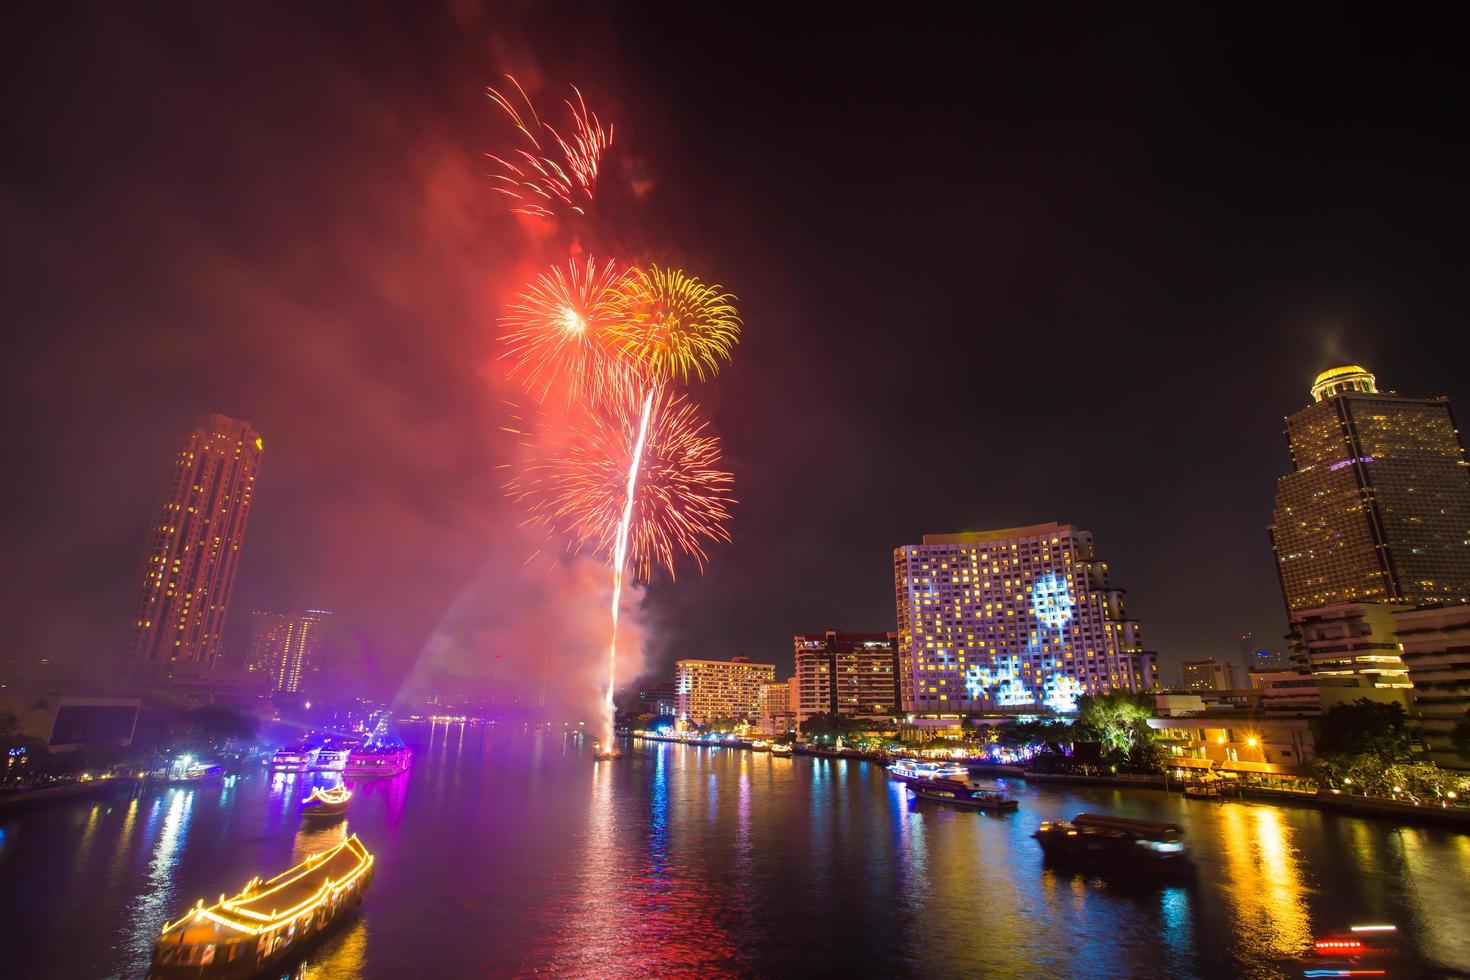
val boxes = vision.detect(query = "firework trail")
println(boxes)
[605,388,655,734]
[486,75,612,219]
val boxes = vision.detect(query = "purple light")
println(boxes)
[1328,456,1374,472]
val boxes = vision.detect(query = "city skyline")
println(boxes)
[4,5,1470,692]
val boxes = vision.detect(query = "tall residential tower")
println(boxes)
[247,609,332,694]
[125,413,263,671]
[893,522,1156,714]
[1270,365,1470,612]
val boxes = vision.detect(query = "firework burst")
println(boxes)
[510,386,735,583]
[614,265,741,384]
[486,75,612,220]
[501,257,642,405]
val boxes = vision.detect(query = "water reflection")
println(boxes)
[124,788,194,962]
[1216,803,1311,964]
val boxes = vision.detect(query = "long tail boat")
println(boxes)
[150,835,374,977]
[300,785,351,820]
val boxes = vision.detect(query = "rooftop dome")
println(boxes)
[1311,364,1377,402]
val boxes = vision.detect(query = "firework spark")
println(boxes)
[486,75,612,219]
[501,257,642,405]
[614,265,741,384]
[510,386,735,583]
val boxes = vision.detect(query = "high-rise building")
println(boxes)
[1181,658,1237,692]
[125,413,264,671]
[793,631,899,723]
[247,609,332,694]
[1270,365,1470,613]
[674,657,776,724]
[893,522,1157,714]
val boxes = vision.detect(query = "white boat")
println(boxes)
[311,747,352,772]
[270,745,319,773]
[887,759,970,783]
[770,743,793,756]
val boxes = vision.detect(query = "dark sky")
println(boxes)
[4,3,1468,698]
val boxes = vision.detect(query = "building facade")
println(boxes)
[246,609,332,694]
[1181,658,1237,692]
[125,413,264,671]
[674,657,775,725]
[793,631,899,723]
[1270,365,1470,613]
[756,680,794,735]
[634,681,680,718]
[1393,604,1470,770]
[1289,602,1412,689]
[893,522,1157,714]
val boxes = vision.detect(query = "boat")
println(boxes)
[343,743,410,777]
[592,740,622,761]
[750,740,770,752]
[770,743,793,756]
[300,785,351,820]
[910,778,1019,810]
[1033,813,1194,878]
[151,835,374,976]
[1182,782,1221,800]
[887,759,970,783]
[270,745,318,773]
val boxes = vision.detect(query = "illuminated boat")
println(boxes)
[151,835,374,976]
[1033,813,1193,878]
[311,746,353,773]
[910,778,1019,810]
[343,744,410,777]
[770,742,793,756]
[270,745,318,773]
[887,759,969,783]
[750,740,770,751]
[301,785,351,820]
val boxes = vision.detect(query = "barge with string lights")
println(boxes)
[887,759,970,783]
[343,740,410,778]
[910,778,1019,811]
[300,784,351,820]
[1033,813,1193,878]
[150,834,374,977]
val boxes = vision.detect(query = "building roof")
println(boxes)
[919,522,1074,545]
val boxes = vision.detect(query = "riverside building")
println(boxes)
[674,657,775,725]
[893,522,1157,715]
[124,413,264,673]
[247,609,332,694]
[793,631,899,724]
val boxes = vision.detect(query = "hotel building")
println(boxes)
[793,631,899,723]
[125,413,264,671]
[893,522,1156,714]
[757,680,795,735]
[247,609,332,694]
[675,657,776,724]
[1270,365,1470,613]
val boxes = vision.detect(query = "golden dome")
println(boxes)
[1311,365,1377,402]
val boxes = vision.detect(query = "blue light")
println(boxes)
[1042,672,1084,713]
[1030,572,1074,630]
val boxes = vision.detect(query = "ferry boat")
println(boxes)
[887,759,970,783]
[151,835,374,976]
[910,778,1019,811]
[770,742,793,756]
[1033,813,1193,878]
[300,785,352,820]
[343,743,410,777]
[270,745,319,773]
[750,740,770,752]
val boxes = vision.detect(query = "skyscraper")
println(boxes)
[793,631,899,723]
[893,522,1157,715]
[247,609,332,694]
[1270,365,1470,613]
[125,413,263,671]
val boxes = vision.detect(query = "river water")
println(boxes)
[1,722,1468,978]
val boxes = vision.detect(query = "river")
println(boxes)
[1,722,1467,978]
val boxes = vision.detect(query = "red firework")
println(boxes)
[486,75,613,220]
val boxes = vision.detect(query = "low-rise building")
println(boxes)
[1393,603,1470,770]
[1289,603,1412,689]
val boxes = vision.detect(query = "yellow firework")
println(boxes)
[614,265,741,384]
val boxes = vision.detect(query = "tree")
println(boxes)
[800,713,866,740]
[1077,691,1154,760]
[1314,698,1412,760]
[181,705,259,751]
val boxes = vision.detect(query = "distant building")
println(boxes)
[757,680,794,735]
[1289,603,1412,689]
[1270,365,1470,613]
[893,522,1157,714]
[1181,658,1237,692]
[247,609,332,694]
[674,657,775,725]
[793,630,899,723]
[634,681,679,718]
[125,413,264,672]
[1393,604,1470,770]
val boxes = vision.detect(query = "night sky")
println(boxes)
[5,4,1469,696]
